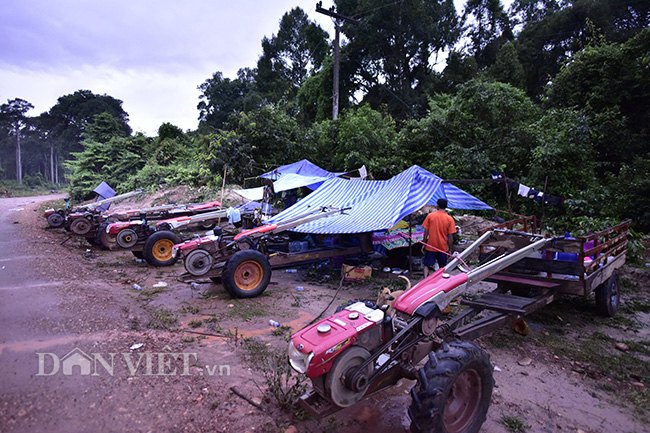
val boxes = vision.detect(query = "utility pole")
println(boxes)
[316,2,359,120]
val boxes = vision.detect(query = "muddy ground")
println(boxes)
[1,190,649,433]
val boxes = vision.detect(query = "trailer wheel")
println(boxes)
[143,231,181,266]
[595,271,620,317]
[409,340,493,433]
[222,250,271,298]
[47,212,65,228]
[95,223,117,250]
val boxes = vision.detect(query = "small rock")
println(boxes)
[615,342,629,352]
[285,426,298,433]
[518,357,533,366]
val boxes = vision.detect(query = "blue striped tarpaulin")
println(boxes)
[266,165,493,234]
[260,159,346,180]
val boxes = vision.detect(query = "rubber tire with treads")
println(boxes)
[595,271,620,317]
[95,223,117,250]
[222,250,271,298]
[143,231,181,266]
[409,340,493,433]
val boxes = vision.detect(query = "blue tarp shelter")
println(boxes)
[234,159,348,201]
[260,159,346,181]
[266,165,492,234]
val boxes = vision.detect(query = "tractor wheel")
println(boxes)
[143,231,181,267]
[70,218,92,236]
[409,340,493,433]
[95,223,117,250]
[116,228,138,248]
[185,249,214,276]
[47,212,65,228]
[595,271,620,317]
[222,250,271,298]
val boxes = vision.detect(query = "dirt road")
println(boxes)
[0,194,647,433]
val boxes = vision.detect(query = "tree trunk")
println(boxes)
[50,143,55,184]
[54,151,59,184]
[16,132,22,184]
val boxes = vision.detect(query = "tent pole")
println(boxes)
[408,214,413,274]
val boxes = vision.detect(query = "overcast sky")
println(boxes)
[1,0,469,136]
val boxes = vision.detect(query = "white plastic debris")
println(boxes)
[129,343,144,350]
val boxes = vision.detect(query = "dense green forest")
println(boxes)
[1,0,649,234]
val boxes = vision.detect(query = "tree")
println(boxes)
[228,105,304,173]
[334,104,397,176]
[462,0,513,68]
[153,123,190,166]
[84,113,127,143]
[527,108,595,197]
[48,90,131,158]
[441,52,479,92]
[32,113,61,184]
[336,0,461,120]
[487,41,525,88]
[197,68,259,132]
[0,98,34,184]
[255,7,329,103]
[545,28,650,176]
[515,0,650,98]
[65,134,149,201]
[509,0,561,28]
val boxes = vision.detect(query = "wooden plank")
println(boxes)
[462,292,533,314]
[268,246,363,267]
[486,273,561,288]
[478,254,586,275]
[462,290,560,315]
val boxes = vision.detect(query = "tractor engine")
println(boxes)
[289,301,390,407]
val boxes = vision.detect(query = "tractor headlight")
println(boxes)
[288,340,313,374]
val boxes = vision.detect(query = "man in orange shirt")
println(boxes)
[421,198,456,277]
